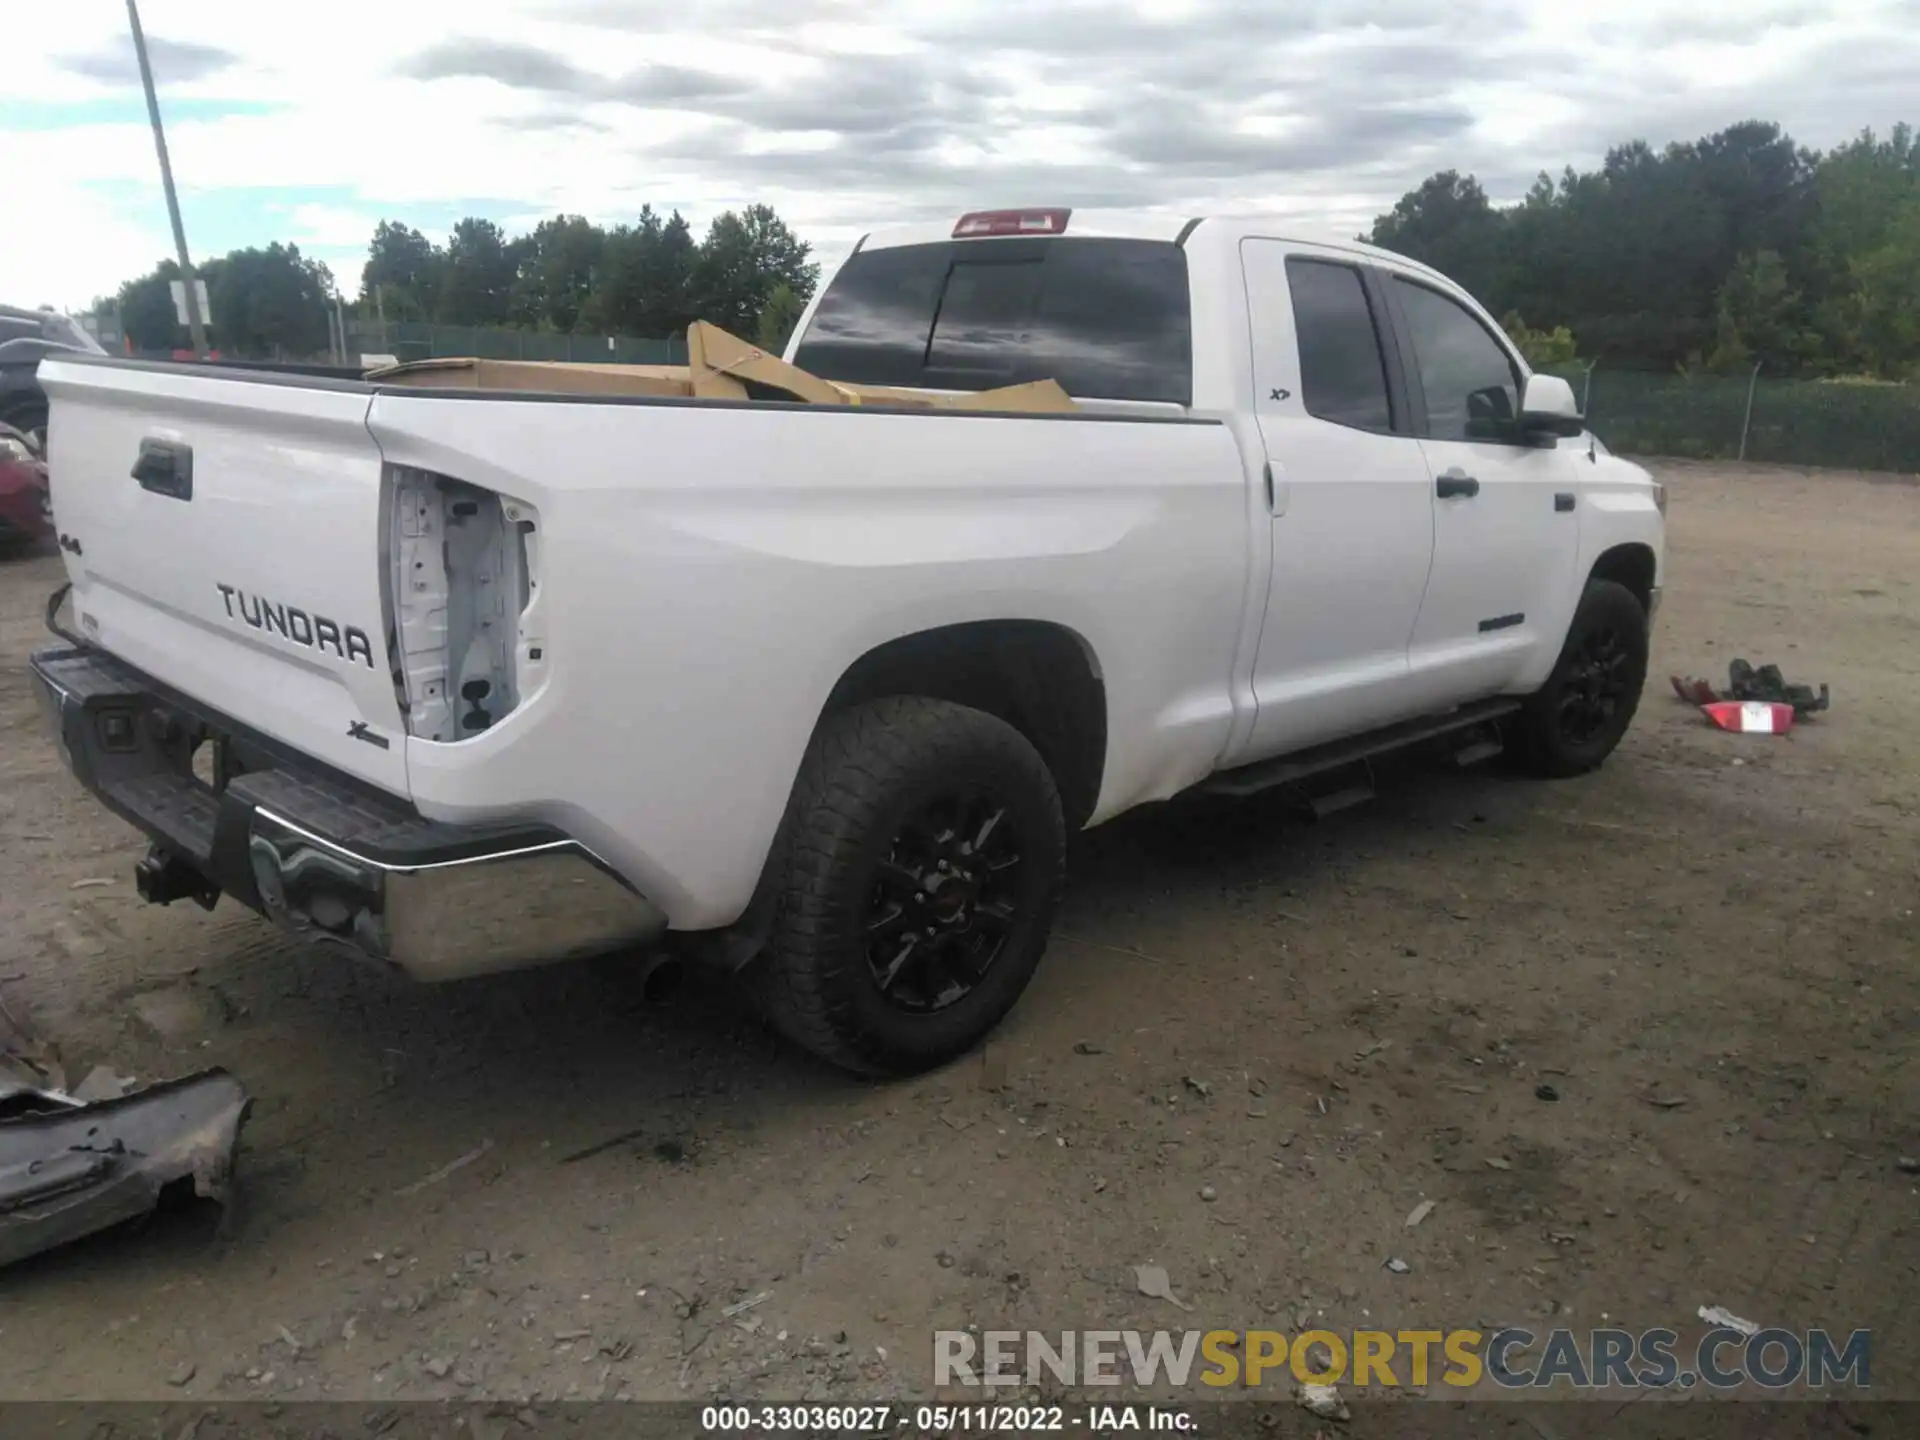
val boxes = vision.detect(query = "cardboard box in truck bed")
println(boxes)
[365,320,1078,414]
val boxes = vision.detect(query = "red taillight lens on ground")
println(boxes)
[1702,700,1795,735]
[953,209,1071,238]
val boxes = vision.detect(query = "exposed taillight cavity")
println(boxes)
[385,466,545,743]
[953,208,1071,238]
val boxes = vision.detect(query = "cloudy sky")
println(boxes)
[6,0,1917,310]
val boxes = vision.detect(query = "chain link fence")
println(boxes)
[1545,365,1919,473]
[353,322,689,367]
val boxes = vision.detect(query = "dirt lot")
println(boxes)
[0,459,1915,1418]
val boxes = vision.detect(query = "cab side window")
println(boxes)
[1285,258,1394,434]
[1392,278,1524,443]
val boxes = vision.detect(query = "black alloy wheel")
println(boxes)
[1557,621,1633,748]
[865,785,1024,1014]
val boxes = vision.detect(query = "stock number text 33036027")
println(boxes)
[700,1405,896,1433]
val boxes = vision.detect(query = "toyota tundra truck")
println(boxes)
[29,208,1664,1075]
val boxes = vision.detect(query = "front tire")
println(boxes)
[754,696,1066,1076]
[1507,579,1650,777]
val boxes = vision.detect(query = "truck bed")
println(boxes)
[37,350,1252,932]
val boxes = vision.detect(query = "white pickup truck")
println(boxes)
[31,209,1663,1075]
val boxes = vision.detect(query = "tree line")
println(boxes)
[111,203,819,357]
[1370,120,1918,378]
[106,117,1915,379]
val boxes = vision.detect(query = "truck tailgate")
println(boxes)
[39,358,409,795]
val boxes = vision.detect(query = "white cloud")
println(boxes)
[5,0,1916,310]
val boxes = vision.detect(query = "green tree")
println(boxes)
[202,242,333,357]
[117,258,186,350]
[511,214,606,332]
[361,220,439,320]
[116,244,331,356]
[1373,120,1860,374]
[589,207,700,337]
[1366,170,1505,306]
[436,217,517,325]
[1841,210,1920,377]
[689,205,818,337]
[755,282,808,352]
[1500,312,1578,367]
[1808,125,1920,374]
[1708,249,1811,372]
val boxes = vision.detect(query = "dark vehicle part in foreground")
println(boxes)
[0,1068,250,1268]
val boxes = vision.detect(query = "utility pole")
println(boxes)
[127,0,209,358]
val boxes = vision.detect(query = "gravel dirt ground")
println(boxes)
[0,458,1915,1425]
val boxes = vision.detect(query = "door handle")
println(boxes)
[1435,469,1479,499]
[1554,492,1576,512]
[132,437,193,501]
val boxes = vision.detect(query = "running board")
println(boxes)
[1200,698,1521,799]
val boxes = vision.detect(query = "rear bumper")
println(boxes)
[30,643,667,980]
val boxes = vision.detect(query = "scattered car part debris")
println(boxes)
[1535,1082,1561,1102]
[1296,1382,1350,1421]
[1702,700,1796,735]
[1671,659,1830,718]
[1405,1199,1437,1228]
[0,1066,77,1120]
[1726,659,1830,715]
[0,1068,250,1269]
[1384,1257,1411,1274]
[1134,1263,1191,1310]
[1697,1304,1760,1337]
[71,1065,136,1103]
[1897,1156,1920,1175]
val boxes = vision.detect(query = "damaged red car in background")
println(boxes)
[0,422,51,552]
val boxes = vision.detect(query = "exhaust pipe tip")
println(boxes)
[636,951,685,1004]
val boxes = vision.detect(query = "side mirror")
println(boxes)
[1518,373,1584,438]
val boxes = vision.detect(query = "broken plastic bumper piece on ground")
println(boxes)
[0,1068,250,1269]
[1670,657,1831,729]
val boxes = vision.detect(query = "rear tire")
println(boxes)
[1507,579,1649,777]
[753,696,1066,1076]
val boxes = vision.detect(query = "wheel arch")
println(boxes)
[1588,542,1657,613]
[820,618,1109,831]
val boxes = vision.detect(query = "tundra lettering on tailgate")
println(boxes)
[216,583,376,669]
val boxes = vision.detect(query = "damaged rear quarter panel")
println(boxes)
[366,392,1249,930]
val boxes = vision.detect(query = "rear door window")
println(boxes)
[1285,258,1395,433]
[794,238,1192,404]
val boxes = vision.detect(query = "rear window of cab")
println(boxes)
[792,238,1193,406]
